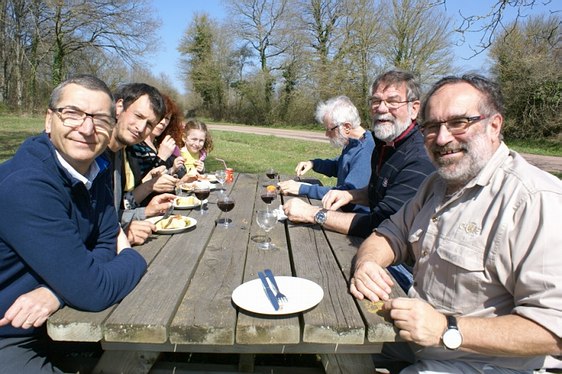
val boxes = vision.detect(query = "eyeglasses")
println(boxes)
[50,107,115,130]
[367,97,412,109]
[421,115,487,138]
[327,123,340,132]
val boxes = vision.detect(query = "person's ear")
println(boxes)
[45,109,53,134]
[115,99,124,117]
[488,113,503,140]
[410,100,421,121]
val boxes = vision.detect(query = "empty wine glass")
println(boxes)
[256,209,278,250]
[215,169,226,191]
[217,192,235,228]
[193,184,210,215]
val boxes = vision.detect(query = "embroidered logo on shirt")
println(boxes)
[460,222,481,236]
[382,178,388,187]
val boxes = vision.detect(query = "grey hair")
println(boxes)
[371,70,421,102]
[49,74,115,118]
[420,74,504,122]
[315,95,361,128]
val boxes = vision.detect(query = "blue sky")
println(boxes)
[148,0,559,94]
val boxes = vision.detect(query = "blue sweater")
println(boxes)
[0,133,147,337]
[302,131,375,213]
[349,124,435,238]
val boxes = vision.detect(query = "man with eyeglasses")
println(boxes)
[351,74,562,372]
[106,83,177,245]
[278,95,375,213]
[0,75,147,372]
[283,70,434,292]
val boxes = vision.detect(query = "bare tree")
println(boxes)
[381,0,453,85]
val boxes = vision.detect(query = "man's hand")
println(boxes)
[295,161,313,176]
[126,220,155,246]
[282,198,318,223]
[144,193,176,217]
[350,259,394,301]
[322,189,353,211]
[157,135,176,161]
[151,174,178,193]
[0,287,61,329]
[278,180,302,196]
[142,165,167,183]
[385,298,447,347]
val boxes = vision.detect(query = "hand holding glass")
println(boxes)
[256,210,277,250]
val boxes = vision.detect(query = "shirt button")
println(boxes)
[432,216,438,223]
[422,250,428,257]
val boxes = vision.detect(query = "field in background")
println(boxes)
[1,115,560,181]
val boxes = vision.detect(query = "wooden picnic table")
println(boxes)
[47,173,404,373]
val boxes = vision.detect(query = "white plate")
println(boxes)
[180,182,217,192]
[203,174,218,183]
[174,196,201,209]
[146,215,197,234]
[232,276,323,315]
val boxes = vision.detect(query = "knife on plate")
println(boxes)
[258,271,279,311]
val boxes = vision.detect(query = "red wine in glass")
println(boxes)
[260,194,275,204]
[194,189,210,201]
[217,200,235,212]
[266,169,278,179]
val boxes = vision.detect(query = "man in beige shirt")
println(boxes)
[351,74,562,372]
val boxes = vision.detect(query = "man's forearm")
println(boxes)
[459,314,562,356]
[350,187,369,206]
[132,179,155,203]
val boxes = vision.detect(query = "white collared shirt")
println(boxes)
[55,151,100,190]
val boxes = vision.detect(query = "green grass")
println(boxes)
[506,138,562,157]
[1,114,559,182]
[0,114,340,185]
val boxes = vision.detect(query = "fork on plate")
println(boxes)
[264,268,288,304]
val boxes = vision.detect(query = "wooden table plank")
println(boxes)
[103,203,219,344]
[169,173,257,345]
[46,234,171,342]
[284,197,365,344]
[236,175,300,345]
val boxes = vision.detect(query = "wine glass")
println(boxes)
[260,185,277,212]
[265,168,278,180]
[217,192,235,228]
[256,210,278,250]
[193,184,210,215]
[215,169,226,191]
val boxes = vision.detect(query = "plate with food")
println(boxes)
[147,215,197,234]
[173,196,201,209]
[199,174,218,183]
[179,181,217,192]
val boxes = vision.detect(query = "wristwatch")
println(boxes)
[442,315,463,350]
[314,208,328,226]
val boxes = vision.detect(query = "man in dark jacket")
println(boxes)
[283,70,435,292]
[0,75,147,372]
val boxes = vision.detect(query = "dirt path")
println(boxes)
[208,123,562,174]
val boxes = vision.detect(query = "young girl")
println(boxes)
[180,119,214,176]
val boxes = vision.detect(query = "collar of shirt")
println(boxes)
[55,151,100,190]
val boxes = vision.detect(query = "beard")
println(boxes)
[372,112,412,143]
[329,129,348,148]
[429,127,494,186]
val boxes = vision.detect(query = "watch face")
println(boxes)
[315,210,327,225]
[443,328,462,350]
